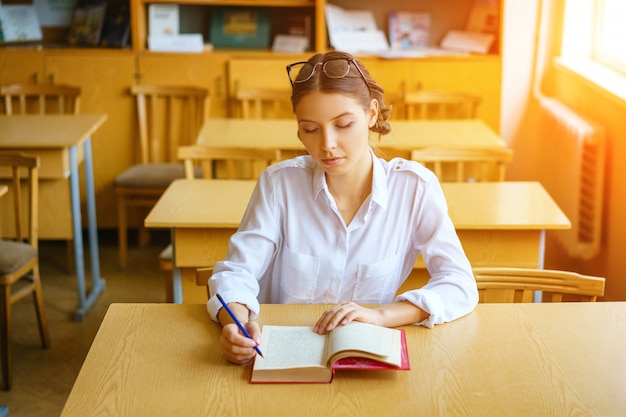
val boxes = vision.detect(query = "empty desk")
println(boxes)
[196,118,506,159]
[145,180,570,303]
[0,114,107,320]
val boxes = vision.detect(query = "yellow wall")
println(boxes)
[501,0,626,300]
[546,66,626,301]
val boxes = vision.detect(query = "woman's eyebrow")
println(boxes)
[298,112,355,124]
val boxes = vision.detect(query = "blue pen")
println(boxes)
[216,293,264,358]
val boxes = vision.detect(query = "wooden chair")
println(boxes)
[1,83,81,115]
[157,145,281,298]
[0,151,51,390]
[178,145,282,180]
[473,267,605,303]
[196,267,214,300]
[410,147,513,182]
[1,83,81,271]
[402,90,481,120]
[233,87,291,119]
[114,85,209,268]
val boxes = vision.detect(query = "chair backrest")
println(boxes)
[473,267,606,303]
[233,87,291,119]
[0,152,40,247]
[1,83,81,115]
[410,147,513,182]
[196,267,214,299]
[130,85,210,164]
[402,90,481,120]
[177,145,281,180]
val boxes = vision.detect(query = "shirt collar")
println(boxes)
[312,148,388,211]
[370,149,388,211]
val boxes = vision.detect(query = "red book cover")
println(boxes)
[332,328,410,371]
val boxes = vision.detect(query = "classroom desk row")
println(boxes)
[196,118,506,159]
[145,179,570,304]
[0,115,107,320]
[60,302,626,417]
[0,115,511,315]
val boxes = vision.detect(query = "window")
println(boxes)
[594,0,626,74]
[560,0,626,103]
[563,0,626,75]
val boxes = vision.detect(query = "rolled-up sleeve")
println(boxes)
[207,171,279,322]
[395,176,478,327]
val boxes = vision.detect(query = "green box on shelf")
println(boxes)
[210,7,270,49]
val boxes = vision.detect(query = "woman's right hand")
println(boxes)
[219,320,262,365]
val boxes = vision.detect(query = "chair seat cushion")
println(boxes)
[114,163,187,189]
[159,244,173,261]
[0,241,37,275]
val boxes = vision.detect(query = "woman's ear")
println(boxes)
[368,99,379,128]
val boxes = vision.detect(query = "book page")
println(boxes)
[250,324,405,382]
[327,322,394,362]
[255,326,327,370]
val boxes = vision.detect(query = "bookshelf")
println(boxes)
[0,1,501,56]
[130,0,319,53]
[130,0,502,55]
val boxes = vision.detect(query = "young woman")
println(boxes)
[209,51,478,364]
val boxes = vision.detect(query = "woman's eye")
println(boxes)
[302,127,318,134]
[337,122,353,129]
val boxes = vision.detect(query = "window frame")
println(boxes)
[592,0,626,75]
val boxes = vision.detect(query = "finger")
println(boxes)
[220,333,255,364]
[313,308,340,334]
[314,304,351,334]
[246,321,262,345]
[220,324,257,364]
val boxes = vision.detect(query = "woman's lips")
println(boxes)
[322,157,343,166]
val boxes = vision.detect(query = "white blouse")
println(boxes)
[208,151,478,328]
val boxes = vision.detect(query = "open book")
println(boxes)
[250,322,410,383]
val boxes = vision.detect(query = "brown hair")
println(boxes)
[289,51,392,136]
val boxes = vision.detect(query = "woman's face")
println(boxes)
[295,91,378,178]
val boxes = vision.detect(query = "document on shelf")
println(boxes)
[0,4,43,42]
[325,3,390,53]
[148,34,204,53]
[440,30,495,54]
[148,4,179,36]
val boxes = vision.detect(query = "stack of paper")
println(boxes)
[325,4,389,53]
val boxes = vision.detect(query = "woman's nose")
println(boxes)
[320,128,337,150]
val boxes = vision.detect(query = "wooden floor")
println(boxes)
[0,230,171,416]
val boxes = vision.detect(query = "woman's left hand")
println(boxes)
[313,301,383,334]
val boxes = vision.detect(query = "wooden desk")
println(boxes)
[197,118,505,157]
[145,180,570,303]
[61,302,626,417]
[0,114,107,320]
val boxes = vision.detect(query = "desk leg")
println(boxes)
[170,231,183,304]
[533,230,547,303]
[70,138,106,321]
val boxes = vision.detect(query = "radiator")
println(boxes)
[539,97,606,260]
